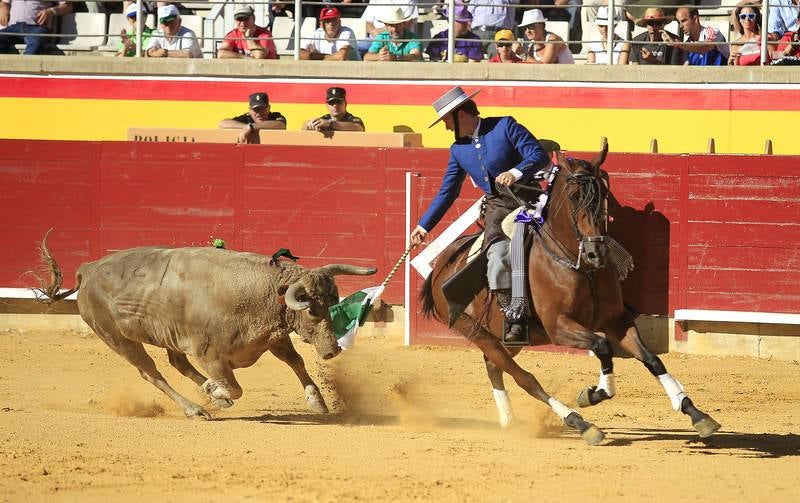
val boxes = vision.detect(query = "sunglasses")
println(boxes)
[496,42,512,48]
[645,19,664,26]
[738,12,757,21]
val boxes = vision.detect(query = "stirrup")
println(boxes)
[503,319,529,347]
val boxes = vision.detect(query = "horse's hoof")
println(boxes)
[581,424,606,446]
[693,416,721,438]
[577,387,595,408]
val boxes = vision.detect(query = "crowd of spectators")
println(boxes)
[1,1,798,65]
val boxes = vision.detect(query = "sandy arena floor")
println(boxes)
[0,325,798,502]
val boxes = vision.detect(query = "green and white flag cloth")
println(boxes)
[329,285,384,350]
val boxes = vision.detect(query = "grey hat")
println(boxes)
[429,86,481,128]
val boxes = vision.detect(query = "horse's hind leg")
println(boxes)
[470,327,605,445]
[484,347,522,429]
[608,316,721,438]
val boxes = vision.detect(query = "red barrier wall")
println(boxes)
[2,140,798,325]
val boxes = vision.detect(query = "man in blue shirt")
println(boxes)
[410,87,550,344]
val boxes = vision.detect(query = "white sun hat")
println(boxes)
[519,9,547,28]
[429,86,481,128]
[379,6,414,25]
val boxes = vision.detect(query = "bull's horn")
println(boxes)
[284,281,310,311]
[320,264,377,276]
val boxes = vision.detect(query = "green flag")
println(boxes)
[329,285,384,349]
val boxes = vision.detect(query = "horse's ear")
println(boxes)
[555,149,568,169]
[591,137,609,175]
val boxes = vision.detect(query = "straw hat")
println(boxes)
[379,6,414,25]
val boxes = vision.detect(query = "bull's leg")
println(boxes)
[197,358,243,404]
[607,315,721,438]
[94,331,211,419]
[469,326,605,445]
[166,350,234,409]
[269,336,328,414]
[484,347,522,429]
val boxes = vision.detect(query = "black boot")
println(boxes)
[495,290,530,346]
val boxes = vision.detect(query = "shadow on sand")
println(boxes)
[603,428,800,458]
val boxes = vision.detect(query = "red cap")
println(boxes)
[319,7,341,20]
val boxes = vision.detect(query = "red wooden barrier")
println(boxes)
[1,140,798,331]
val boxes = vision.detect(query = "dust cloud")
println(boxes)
[104,387,165,418]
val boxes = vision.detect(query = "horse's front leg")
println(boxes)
[548,314,617,408]
[483,348,522,429]
[606,315,721,438]
[470,328,605,445]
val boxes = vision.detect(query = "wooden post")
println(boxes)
[764,139,773,154]
[650,138,659,153]
[707,138,715,154]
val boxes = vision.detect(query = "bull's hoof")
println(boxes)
[304,385,329,414]
[693,416,721,438]
[581,424,606,446]
[576,386,612,408]
[185,404,212,420]
[210,397,234,409]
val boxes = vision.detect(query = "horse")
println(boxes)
[420,139,720,445]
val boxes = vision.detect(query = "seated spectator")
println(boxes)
[363,7,422,62]
[729,4,769,65]
[629,7,683,65]
[468,0,516,59]
[359,0,418,57]
[489,29,524,62]
[218,4,277,60]
[300,6,360,61]
[767,0,799,40]
[517,9,574,64]
[0,0,73,55]
[117,3,153,58]
[586,6,630,64]
[302,87,365,132]
[776,8,800,58]
[664,7,728,66]
[426,2,484,62]
[146,4,202,58]
[219,92,287,144]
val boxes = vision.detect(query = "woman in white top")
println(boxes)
[586,6,630,64]
[517,9,574,64]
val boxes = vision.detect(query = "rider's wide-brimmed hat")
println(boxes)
[518,9,547,28]
[429,86,480,128]
[379,6,414,25]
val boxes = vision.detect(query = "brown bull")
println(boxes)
[34,230,376,419]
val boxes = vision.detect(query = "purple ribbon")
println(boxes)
[514,210,534,224]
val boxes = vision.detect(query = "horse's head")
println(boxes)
[552,138,610,270]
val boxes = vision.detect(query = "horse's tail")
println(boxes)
[419,273,437,320]
[27,228,82,304]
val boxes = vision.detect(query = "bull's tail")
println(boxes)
[28,228,81,304]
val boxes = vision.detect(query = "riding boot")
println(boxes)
[494,289,529,346]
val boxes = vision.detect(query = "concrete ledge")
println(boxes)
[671,319,800,361]
[2,55,800,84]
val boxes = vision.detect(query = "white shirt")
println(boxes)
[305,26,361,61]
[146,25,202,58]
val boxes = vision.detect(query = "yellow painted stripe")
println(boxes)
[1,97,795,154]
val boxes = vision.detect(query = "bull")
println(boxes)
[33,230,376,419]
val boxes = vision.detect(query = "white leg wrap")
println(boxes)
[547,397,575,420]
[658,373,687,412]
[598,373,616,397]
[492,389,514,429]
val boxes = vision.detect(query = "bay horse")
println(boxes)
[420,139,720,445]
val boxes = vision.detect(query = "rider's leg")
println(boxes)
[487,240,527,345]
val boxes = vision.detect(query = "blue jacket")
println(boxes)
[419,116,549,232]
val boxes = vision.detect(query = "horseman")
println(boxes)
[409,87,551,345]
